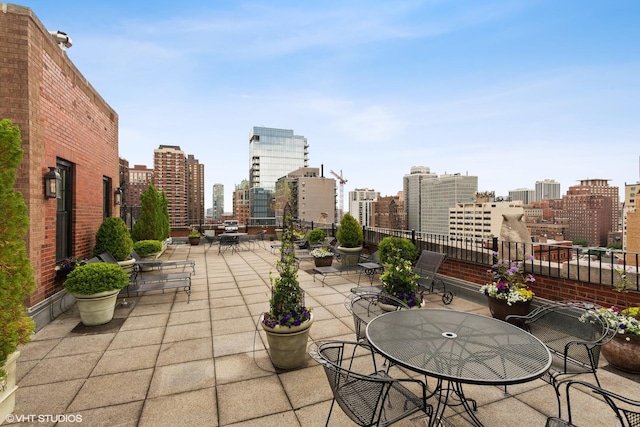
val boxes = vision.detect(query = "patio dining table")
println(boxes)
[366,309,552,427]
[217,232,247,255]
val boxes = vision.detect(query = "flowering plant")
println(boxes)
[580,267,640,339]
[309,247,332,258]
[380,246,422,307]
[55,257,87,280]
[262,216,312,328]
[479,255,535,306]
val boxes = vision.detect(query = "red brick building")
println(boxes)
[0,5,119,328]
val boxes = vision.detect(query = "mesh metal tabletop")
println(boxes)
[366,309,552,386]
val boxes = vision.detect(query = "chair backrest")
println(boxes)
[310,340,429,427]
[96,251,118,264]
[561,380,640,427]
[345,293,409,341]
[524,301,614,371]
[413,250,446,291]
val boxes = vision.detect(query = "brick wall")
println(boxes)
[0,5,119,306]
[440,259,640,309]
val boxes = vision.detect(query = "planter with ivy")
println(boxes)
[260,205,313,370]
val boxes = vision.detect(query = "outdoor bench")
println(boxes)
[126,268,192,303]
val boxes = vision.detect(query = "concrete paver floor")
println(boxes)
[6,243,640,426]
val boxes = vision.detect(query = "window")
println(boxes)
[103,176,112,219]
[56,160,73,263]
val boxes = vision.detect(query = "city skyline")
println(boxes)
[26,0,640,211]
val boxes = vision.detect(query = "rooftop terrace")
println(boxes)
[7,242,640,426]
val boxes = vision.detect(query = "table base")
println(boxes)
[430,379,481,427]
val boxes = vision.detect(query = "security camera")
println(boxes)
[48,31,72,50]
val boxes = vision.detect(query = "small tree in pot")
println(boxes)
[336,213,363,266]
[0,120,36,417]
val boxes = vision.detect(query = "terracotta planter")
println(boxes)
[487,296,532,324]
[313,256,333,267]
[188,237,201,246]
[261,313,314,370]
[601,334,640,374]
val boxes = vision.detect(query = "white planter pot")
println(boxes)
[260,313,314,370]
[117,258,137,272]
[73,289,120,326]
[0,351,19,424]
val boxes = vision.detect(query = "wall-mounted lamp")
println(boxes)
[114,187,123,205]
[44,167,61,199]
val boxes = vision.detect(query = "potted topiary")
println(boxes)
[93,216,135,270]
[306,228,327,248]
[131,183,170,245]
[336,213,363,266]
[0,119,36,420]
[64,262,130,326]
[133,240,163,260]
[260,206,313,370]
[188,229,201,245]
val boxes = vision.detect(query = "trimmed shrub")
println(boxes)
[306,228,326,245]
[64,262,130,295]
[378,237,417,264]
[133,240,162,257]
[93,217,134,261]
[336,213,363,248]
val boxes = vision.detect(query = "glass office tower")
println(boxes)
[249,127,308,224]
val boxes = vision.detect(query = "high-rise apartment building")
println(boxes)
[126,164,154,208]
[404,169,477,236]
[232,180,251,226]
[562,179,618,246]
[403,166,437,232]
[535,179,561,201]
[449,200,525,243]
[623,181,640,252]
[509,188,535,204]
[274,167,336,223]
[213,183,224,220]
[249,126,308,224]
[371,194,406,230]
[186,154,205,227]
[349,188,379,226]
[154,145,188,227]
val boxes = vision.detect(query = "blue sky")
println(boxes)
[24,0,640,211]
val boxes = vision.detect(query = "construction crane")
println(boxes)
[330,169,347,219]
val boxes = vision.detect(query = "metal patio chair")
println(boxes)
[413,250,453,304]
[344,293,409,343]
[552,379,640,427]
[309,340,432,427]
